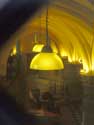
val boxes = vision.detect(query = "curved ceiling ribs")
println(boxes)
[2,0,94,74]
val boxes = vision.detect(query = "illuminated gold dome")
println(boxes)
[30,52,64,70]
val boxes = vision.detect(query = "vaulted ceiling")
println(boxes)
[0,0,94,75]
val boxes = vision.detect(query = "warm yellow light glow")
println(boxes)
[60,50,67,57]
[8,5,94,74]
[32,44,44,52]
[51,42,58,53]
[30,53,64,70]
[80,69,89,74]
[11,47,16,56]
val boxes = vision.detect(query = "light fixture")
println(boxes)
[30,3,64,70]
[32,13,44,53]
[10,41,21,56]
[11,46,16,56]
[32,32,44,53]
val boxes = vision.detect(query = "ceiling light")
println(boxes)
[30,3,64,70]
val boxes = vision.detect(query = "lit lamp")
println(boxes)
[30,4,64,70]
[32,32,44,53]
